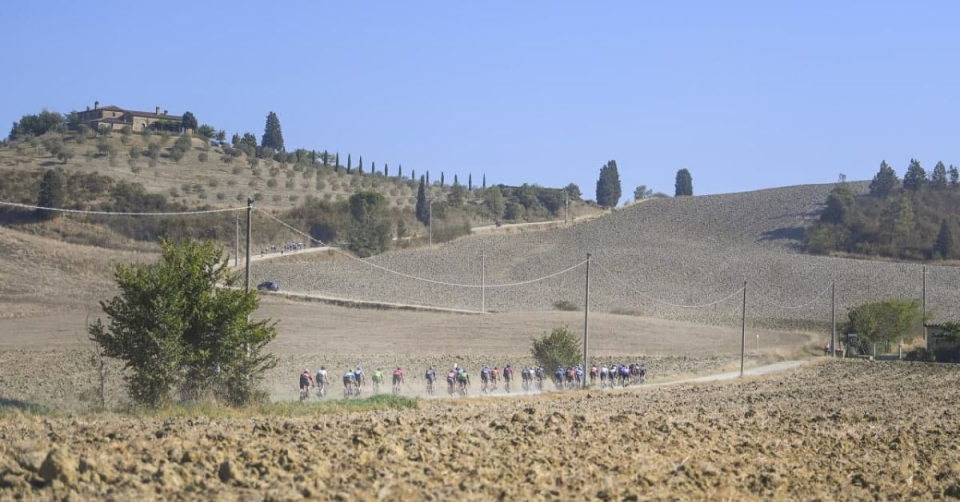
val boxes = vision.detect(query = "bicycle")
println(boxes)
[426,379,435,396]
[373,379,381,394]
[299,386,310,402]
[316,382,326,399]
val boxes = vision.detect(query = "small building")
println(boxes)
[925,323,960,362]
[75,101,183,133]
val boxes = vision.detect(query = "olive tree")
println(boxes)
[531,326,582,370]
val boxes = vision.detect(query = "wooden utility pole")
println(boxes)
[740,281,747,377]
[480,246,485,313]
[583,253,591,388]
[245,198,253,293]
[831,280,836,357]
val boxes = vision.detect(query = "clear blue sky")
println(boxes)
[2,1,958,202]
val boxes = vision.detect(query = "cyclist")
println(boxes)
[372,368,384,393]
[342,368,356,396]
[480,366,491,393]
[355,366,365,388]
[575,366,584,387]
[554,366,564,389]
[392,367,405,393]
[600,365,609,388]
[447,368,457,395]
[503,365,514,393]
[589,365,598,385]
[299,369,314,400]
[619,364,630,387]
[425,367,437,394]
[491,366,500,389]
[456,367,470,394]
[315,365,328,397]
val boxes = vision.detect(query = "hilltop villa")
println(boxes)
[75,101,183,132]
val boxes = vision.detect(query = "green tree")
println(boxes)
[195,124,216,139]
[240,132,258,150]
[950,165,959,187]
[359,156,364,175]
[821,185,855,224]
[180,111,198,133]
[881,195,915,249]
[565,183,581,201]
[844,299,924,348]
[415,176,429,224]
[869,161,899,198]
[346,192,391,257]
[440,172,445,187]
[231,133,241,147]
[903,159,927,191]
[595,160,622,207]
[398,165,403,179]
[449,179,466,206]
[530,326,583,371]
[346,153,351,171]
[932,161,948,189]
[483,185,506,218]
[88,240,278,406]
[468,174,472,191]
[56,149,74,164]
[634,184,653,200]
[335,152,339,170]
[483,174,487,190]
[935,219,956,259]
[261,112,284,152]
[674,169,693,197]
[37,169,64,217]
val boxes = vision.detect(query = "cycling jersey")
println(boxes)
[447,371,456,382]
[425,370,436,382]
[316,369,327,383]
[373,371,384,383]
[299,372,312,388]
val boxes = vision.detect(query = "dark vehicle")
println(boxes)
[257,281,279,292]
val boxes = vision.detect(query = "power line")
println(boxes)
[0,200,247,216]
[595,260,745,308]
[255,208,587,289]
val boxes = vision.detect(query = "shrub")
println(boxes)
[88,240,277,406]
[267,179,278,188]
[198,152,208,163]
[552,300,579,311]
[531,326,582,371]
[904,347,936,362]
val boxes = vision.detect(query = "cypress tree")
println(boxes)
[371,162,375,175]
[261,112,284,151]
[37,169,64,219]
[411,169,416,181]
[935,219,955,259]
[384,164,388,177]
[440,172,445,187]
[454,174,459,186]
[596,160,623,207]
[347,154,352,171]
[483,174,487,190]
[950,165,959,187]
[469,174,473,191]
[415,176,429,224]
[398,164,403,178]
[674,168,693,197]
[426,171,430,185]
[322,150,329,167]
[335,153,339,170]
[359,156,363,175]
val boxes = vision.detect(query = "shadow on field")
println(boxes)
[759,226,806,250]
[0,397,46,414]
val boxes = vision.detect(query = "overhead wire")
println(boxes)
[255,208,587,289]
[595,260,745,308]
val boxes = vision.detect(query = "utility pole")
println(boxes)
[922,265,927,345]
[245,198,253,293]
[740,281,747,378]
[428,199,433,248]
[235,216,240,267]
[583,253,591,388]
[480,246,485,313]
[831,280,836,357]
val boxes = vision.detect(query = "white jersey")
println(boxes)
[316,369,328,381]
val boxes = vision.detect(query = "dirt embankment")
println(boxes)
[2,360,960,500]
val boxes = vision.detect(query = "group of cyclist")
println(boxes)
[299,361,648,401]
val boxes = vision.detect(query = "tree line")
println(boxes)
[807,159,960,260]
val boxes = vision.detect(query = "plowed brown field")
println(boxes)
[3,360,959,500]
